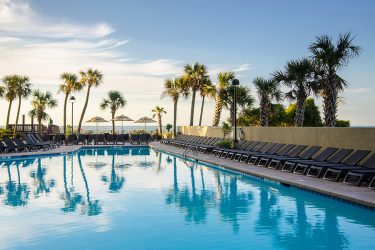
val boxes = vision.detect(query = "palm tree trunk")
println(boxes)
[63,93,68,135]
[189,89,196,126]
[78,86,91,134]
[199,95,205,126]
[295,98,306,127]
[5,100,13,130]
[212,95,222,126]
[173,100,177,136]
[158,114,162,134]
[111,111,115,134]
[323,78,337,127]
[260,100,268,127]
[38,117,42,134]
[14,95,22,135]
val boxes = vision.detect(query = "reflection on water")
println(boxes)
[0,147,374,249]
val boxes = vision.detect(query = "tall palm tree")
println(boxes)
[28,90,58,134]
[273,58,317,127]
[2,75,18,129]
[183,63,209,126]
[77,68,103,133]
[100,90,126,134]
[212,72,235,126]
[14,75,32,135]
[253,77,282,127]
[162,77,188,136]
[220,85,254,126]
[152,106,167,134]
[309,32,360,127]
[58,73,82,135]
[198,80,216,126]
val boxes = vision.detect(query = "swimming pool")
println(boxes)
[0,146,374,249]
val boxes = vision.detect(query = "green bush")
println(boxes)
[0,129,14,140]
[336,120,350,127]
[216,139,232,148]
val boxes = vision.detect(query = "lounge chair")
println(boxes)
[0,140,17,152]
[87,134,97,145]
[54,134,64,146]
[13,137,37,151]
[115,134,125,145]
[369,176,375,189]
[266,145,320,170]
[247,143,286,164]
[232,141,263,161]
[24,134,50,150]
[282,147,337,173]
[240,143,278,163]
[97,134,106,145]
[307,149,369,178]
[215,140,248,158]
[130,134,139,144]
[256,144,297,166]
[77,134,87,145]
[3,137,28,152]
[293,148,353,176]
[66,134,77,145]
[199,138,222,153]
[106,134,116,145]
[34,133,59,148]
[322,153,375,184]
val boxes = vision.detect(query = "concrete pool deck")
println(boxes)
[0,142,374,209]
[149,142,375,209]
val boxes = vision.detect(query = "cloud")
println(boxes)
[0,0,114,38]
[233,64,251,72]
[345,88,370,94]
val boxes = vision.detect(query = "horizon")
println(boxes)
[1,0,375,127]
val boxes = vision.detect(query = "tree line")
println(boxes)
[162,32,360,134]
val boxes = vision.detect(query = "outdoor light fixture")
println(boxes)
[232,79,240,143]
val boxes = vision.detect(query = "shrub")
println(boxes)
[0,129,13,140]
[216,139,232,148]
[336,120,350,127]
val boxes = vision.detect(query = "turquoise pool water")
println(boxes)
[0,147,374,249]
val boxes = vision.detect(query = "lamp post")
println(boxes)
[69,96,76,135]
[232,79,240,143]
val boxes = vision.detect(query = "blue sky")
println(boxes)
[1,0,374,127]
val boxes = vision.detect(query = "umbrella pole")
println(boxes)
[96,122,98,134]
[144,122,146,132]
[122,121,124,134]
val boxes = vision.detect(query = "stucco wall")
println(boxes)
[179,126,375,152]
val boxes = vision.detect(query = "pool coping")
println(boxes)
[149,142,375,210]
[0,144,149,160]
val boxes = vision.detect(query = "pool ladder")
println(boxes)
[182,146,198,162]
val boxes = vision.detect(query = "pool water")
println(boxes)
[0,147,374,249]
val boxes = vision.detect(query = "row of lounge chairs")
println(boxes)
[0,133,60,153]
[64,133,151,145]
[161,135,375,189]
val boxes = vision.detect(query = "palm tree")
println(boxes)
[183,63,209,126]
[1,75,18,129]
[212,72,235,126]
[309,32,360,127]
[253,77,282,127]
[273,58,317,127]
[162,77,188,136]
[220,85,254,126]
[100,90,126,134]
[14,75,32,135]
[198,80,216,126]
[77,68,103,133]
[58,73,82,135]
[28,90,58,134]
[152,106,167,135]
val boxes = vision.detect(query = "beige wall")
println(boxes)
[179,126,375,152]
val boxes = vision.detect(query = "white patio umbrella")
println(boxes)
[86,116,109,134]
[112,114,134,134]
[134,116,157,132]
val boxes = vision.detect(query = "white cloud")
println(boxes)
[345,88,370,94]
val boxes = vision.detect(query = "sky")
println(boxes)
[0,0,374,127]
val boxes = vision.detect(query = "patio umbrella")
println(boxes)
[134,116,156,132]
[86,116,109,134]
[112,114,134,134]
